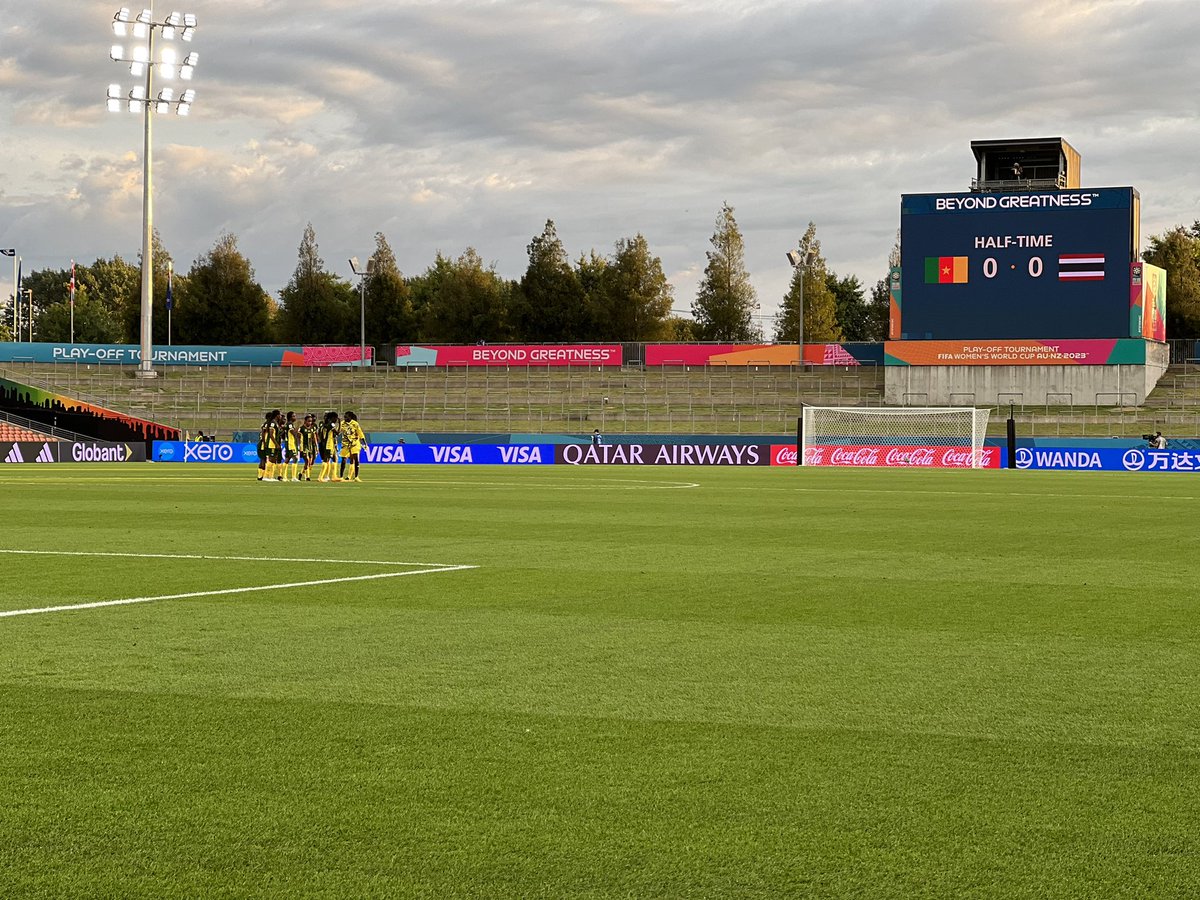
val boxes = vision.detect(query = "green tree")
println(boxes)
[774,222,840,344]
[118,231,180,344]
[174,232,274,344]
[595,234,674,341]
[1143,225,1200,338]
[828,274,868,341]
[34,280,122,343]
[693,203,760,341]
[83,255,141,341]
[364,232,416,345]
[575,250,608,339]
[864,231,901,342]
[418,249,513,344]
[514,220,586,341]
[275,223,354,344]
[664,315,697,342]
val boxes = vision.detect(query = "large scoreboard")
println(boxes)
[898,187,1138,340]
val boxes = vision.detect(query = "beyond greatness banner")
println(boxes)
[394,345,622,367]
[0,344,372,367]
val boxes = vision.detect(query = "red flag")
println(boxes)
[70,260,76,306]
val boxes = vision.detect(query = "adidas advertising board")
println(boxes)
[0,441,145,463]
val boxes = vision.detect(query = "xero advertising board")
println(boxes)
[899,187,1137,340]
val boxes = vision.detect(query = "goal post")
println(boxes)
[799,406,995,468]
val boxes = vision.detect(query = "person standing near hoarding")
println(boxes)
[318,411,341,482]
[257,409,280,482]
[298,414,319,481]
[591,429,602,447]
[340,411,366,482]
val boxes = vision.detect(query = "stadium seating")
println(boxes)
[0,422,58,442]
[1,360,1192,439]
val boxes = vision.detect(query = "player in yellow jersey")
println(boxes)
[257,409,280,482]
[317,411,341,482]
[280,411,301,481]
[297,413,319,481]
[339,411,366,482]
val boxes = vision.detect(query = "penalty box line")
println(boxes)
[0,566,478,619]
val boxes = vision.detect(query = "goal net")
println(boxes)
[800,406,994,468]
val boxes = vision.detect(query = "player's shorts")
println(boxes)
[270,447,282,464]
[283,447,297,462]
[257,447,267,465]
[320,447,337,463]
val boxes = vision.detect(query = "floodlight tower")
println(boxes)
[786,246,818,363]
[109,5,198,378]
[349,256,376,368]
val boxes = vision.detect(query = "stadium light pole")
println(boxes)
[786,247,818,366]
[109,5,198,378]
[349,256,375,368]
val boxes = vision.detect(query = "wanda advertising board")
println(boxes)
[898,187,1137,340]
[769,444,1001,468]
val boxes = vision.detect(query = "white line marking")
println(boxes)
[0,549,460,567]
[0,566,478,619]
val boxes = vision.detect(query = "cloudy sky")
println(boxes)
[2,0,1198,330]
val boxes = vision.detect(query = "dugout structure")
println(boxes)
[800,406,993,469]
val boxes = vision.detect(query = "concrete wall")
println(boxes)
[885,342,1169,406]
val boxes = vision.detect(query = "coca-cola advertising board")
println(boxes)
[781,444,1001,468]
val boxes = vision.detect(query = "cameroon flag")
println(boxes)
[924,256,969,284]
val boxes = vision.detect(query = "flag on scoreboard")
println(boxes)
[1058,253,1105,281]
[924,256,968,284]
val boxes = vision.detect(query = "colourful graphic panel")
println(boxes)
[0,377,179,443]
[1130,262,1167,341]
[884,339,1147,366]
[393,345,622,367]
[644,344,884,367]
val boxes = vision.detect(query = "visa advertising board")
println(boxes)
[394,345,622,367]
[152,442,557,465]
[899,187,1137,340]
[0,344,372,367]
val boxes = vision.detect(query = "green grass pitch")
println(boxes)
[1,463,1198,898]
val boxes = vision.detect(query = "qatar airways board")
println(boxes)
[898,187,1137,341]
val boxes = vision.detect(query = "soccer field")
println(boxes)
[1,464,1198,897]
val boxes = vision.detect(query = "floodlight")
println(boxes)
[156,99,169,114]
[111,44,124,60]
[130,61,145,77]
[180,88,195,103]
[113,21,127,37]
[133,44,149,63]
[107,97,122,113]
[177,101,190,116]
[128,99,139,113]
[180,52,197,79]
[785,250,801,267]
[108,84,121,98]
[159,87,175,102]
[136,9,152,23]
[131,84,146,100]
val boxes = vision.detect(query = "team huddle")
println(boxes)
[256,409,367,483]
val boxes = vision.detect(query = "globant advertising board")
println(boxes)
[2,440,146,464]
[394,345,622,367]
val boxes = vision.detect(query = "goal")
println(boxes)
[799,406,994,468]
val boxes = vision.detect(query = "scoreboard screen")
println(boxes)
[899,187,1137,340]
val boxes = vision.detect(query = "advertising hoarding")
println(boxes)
[394,345,622,367]
[0,344,371,367]
[795,445,1002,468]
[1130,262,1167,342]
[1,440,146,463]
[899,187,1137,339]
[643,344,884,367]
[884,338,1147,366]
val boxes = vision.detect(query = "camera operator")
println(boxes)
[1145,430,1167,450]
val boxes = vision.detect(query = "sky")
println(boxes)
[2,0,1198,333]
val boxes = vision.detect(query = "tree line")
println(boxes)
[7,208,1199,346]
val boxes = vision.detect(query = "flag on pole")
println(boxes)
[166,262,174,311]
[70,260,76,306]
[0,249,14,257]
[16,258,21,293]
